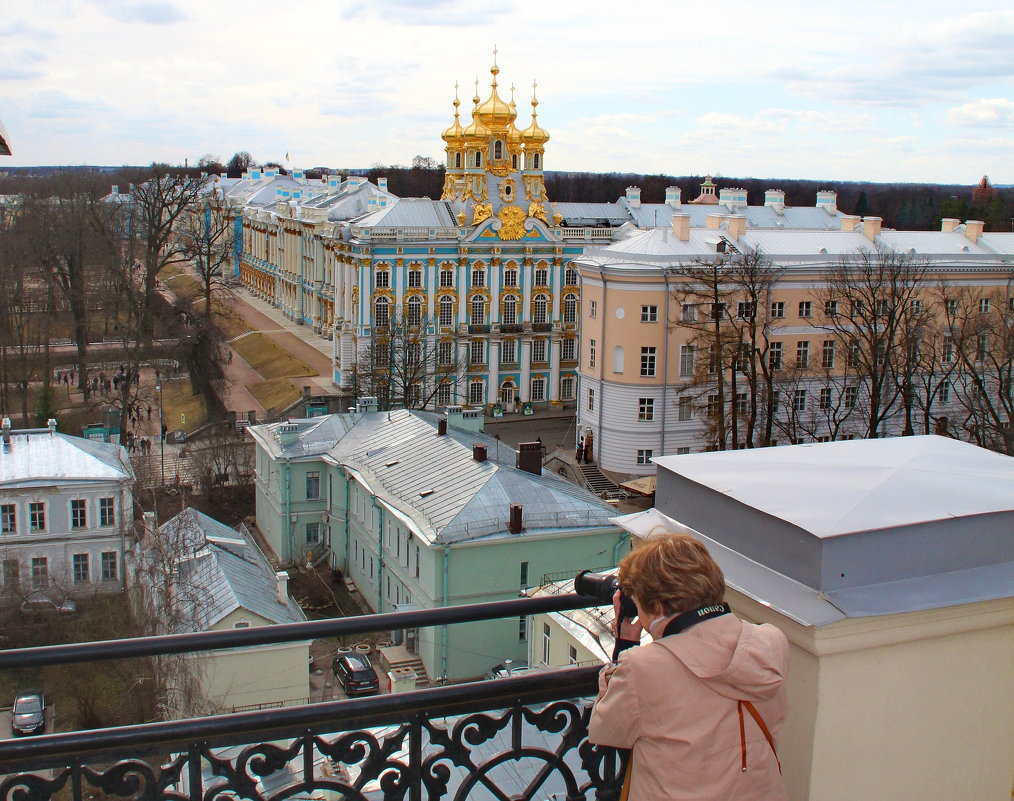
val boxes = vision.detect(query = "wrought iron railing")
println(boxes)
[0,595,625,801]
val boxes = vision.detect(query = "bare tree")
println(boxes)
[352,314,466,410]
[815,248,930,438]
[178,195,237,316]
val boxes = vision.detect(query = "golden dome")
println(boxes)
[441,88,465,146]
[521,89,550,147]
[475,63,517,131]
[462,80,492,141]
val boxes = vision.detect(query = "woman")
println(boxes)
[589,533,789,801]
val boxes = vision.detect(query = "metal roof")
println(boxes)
[353,198,457,228]
[0,430,132,488]
[158,508,306,631]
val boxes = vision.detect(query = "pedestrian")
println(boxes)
[147,406,152,421]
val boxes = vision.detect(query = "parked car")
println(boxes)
[20,593,76,616]
[332,653,379,697]
[484,660,533,680]
[11,690,45,736]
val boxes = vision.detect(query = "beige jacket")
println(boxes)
[589,614,789,801]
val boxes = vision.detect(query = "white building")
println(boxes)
[0,418,133,598]
[534,436,1014,801]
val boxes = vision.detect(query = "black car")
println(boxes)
[11,690,45,736]
[332,653,379,697]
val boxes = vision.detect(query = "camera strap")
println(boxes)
[660,602,732,638]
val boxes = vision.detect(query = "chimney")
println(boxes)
[726,215,746,240]
[705,213,723,229]
[378,177,388,192]
[815,190,838,213]
[671,213,690,241]
[357,396,379,413]
[862,216,882,241]
[964,220,984,243]
[508,503,524,534]
[1,417,10,448]
[516,441,542,476]
[437,418,447,436]
[275,570,290,604]
[840,214,861,232]
[941,218,961,233]
[625,186,641,208]
[718,188,747,209]
[46,418,57,434]
[665,186,681,207]
[764,189,785,208]
[276,423,300,447]
[473,443,487,462]
[302,385,311,399]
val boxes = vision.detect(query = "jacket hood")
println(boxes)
[656,614,788,703]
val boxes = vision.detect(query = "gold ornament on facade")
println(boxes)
[553,212,563,226]
[403,287,427,298]
[467,287,492,302]
[497,205,527,240]
[499,178,516,203]
[456,210,466,225]
[373,287,395,300]
[441,174,458,200]
[527,201,548,223]
[472,201,493,226]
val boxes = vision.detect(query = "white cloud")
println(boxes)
[945,98,1014,128]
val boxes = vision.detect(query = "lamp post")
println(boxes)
[156,381,165,486]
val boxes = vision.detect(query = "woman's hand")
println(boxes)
[613,590,643,641]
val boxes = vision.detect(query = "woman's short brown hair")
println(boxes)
[618,533,725,616]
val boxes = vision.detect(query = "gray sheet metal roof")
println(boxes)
[980,232,1014,255]
[0,431,132,488]
[353,199,457,228]
[159,508,306,631]
[326,410,616,544]
[248,415,358,460]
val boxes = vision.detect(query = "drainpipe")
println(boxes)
[373,496,384,612]
[595,271,607,460]
[284,458,292,564]
[441,544,450,682]
[343,470,351,572]
[613,530,630,566]
[661,268,672,458]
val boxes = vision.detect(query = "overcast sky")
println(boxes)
[2,0,1012,184]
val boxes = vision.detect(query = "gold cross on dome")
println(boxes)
[493,45,498,66]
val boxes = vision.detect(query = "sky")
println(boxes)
[1,0,1012,184]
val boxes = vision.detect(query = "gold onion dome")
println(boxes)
[441,93,465,146]
[507,96,523,147]
[521,93,550,146]
[475,63,517,131]
[462,82,491,141]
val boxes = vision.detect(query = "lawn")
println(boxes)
[160,378,208,433]
[230,333,315,380]
[247,377,303,416]
[214,298,254,339]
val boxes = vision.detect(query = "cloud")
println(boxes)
[339,0,512,25]
[945,98,1014,128]
[88,0,187,25]
[0,20,55,38]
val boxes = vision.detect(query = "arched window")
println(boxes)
[374,296,390,328]
[493,140,503,160]
[613,346,625,373]
[512,154,518,169]
[406,296,422,326]
[533,153,541,170]
[454,152,462,169]
[563,293,578,323]
[439,296,455,327]
[474,152,483,168]
[503,295,518,325]
[533,294,548,324]
[471,296,487,325]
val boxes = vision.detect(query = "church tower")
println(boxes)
[440,53,552,238]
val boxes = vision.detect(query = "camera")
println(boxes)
[574,570,638,619]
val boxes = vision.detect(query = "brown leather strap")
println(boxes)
[738,700,781,774]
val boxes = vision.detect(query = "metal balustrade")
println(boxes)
[0,594,625,801]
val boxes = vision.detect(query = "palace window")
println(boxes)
[29,502,45,532]
[470,340,486,364]
[375,269,390,289]
[439,296,455,327]
[470,297,487,325]
[533,294,548,324]
[737,301,754,319]
[822,340,836,369]
[440,268,455,287]
[501,339,517,363]
[793,390,807,412]
[824,300,838,317]
[678,397,692,421]
[770,301,785,318]
[636,449,653,465]
[407,342,421,367]
[1,504,14,534]
[562,338,576,361]
[502,296,518,325]
[31,557,48,589]
[939,380,950,403]
[407,268,422,288]
[374,297,390,327]
[589,300,597,318]
[530,377,547,402]
[532,338,547,363]
[680,344,695,377]
[565,268,579,285]
[641,305,658,323]
[306,471,320,501]
[468,381,485,405]
[471,267,486,287]
[71,499,87,529]
[437,340,453,365]
[799,301,812,318]
[589,339,596,368]
[406,296,422,326]
[587,389,594,411]
[503,268,519,287]
[819,387,832,410]
[102,552,118,582]
[436,382,452,406]
[73,553,89,584]
[768,342,783,371]
[100,497,115,527]
[796,340,810,369]
[682,303,697,322]
[561,376,575,400]
[979,298,991,314]
[844,386,858,408]
[563,294,578,323]
[534,266,549,286]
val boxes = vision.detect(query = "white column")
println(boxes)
[520,339,532,402]
[488,341,500,406]
[549,338,561,402]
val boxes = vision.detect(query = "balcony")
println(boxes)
[0,596,625,801]
[468,324,491,334]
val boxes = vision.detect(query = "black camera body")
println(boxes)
[574,570,638,619]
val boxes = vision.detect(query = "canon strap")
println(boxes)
[661,602,732,638]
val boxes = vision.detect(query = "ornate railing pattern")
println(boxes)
[0,595,625,801]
